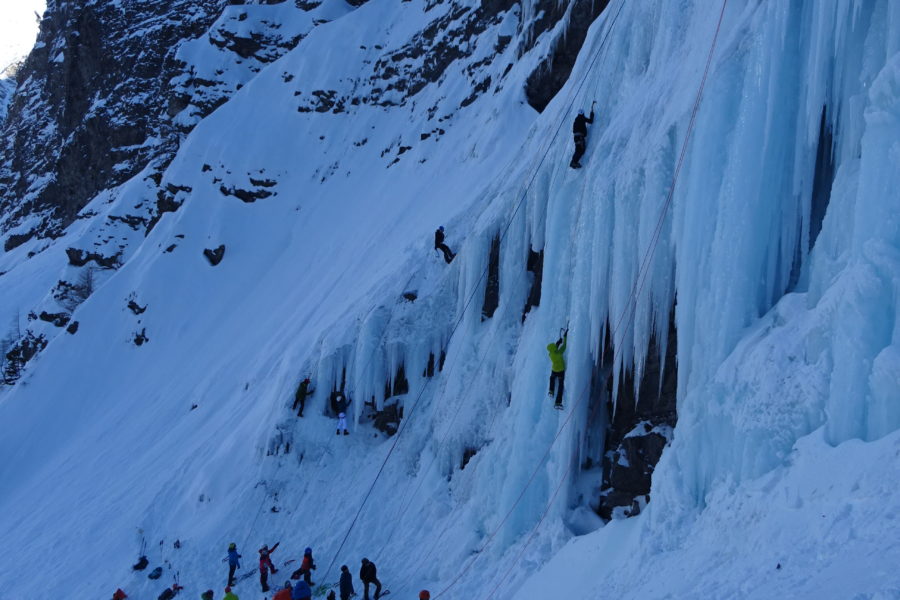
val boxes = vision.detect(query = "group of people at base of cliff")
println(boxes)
[113,542,431,600]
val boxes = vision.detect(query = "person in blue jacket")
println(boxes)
[227,542,242,586]
[291,579,312,600]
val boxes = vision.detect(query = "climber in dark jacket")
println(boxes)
[293,377,314,417]
[339,565,355,600]
[434,226,455,264]
[331,390,349,415]
[570,105,595,169]
[359,558,382,600]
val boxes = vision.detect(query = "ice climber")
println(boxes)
[546,330,567,408]
[259,542,280,592]
[292,578,312,600]
[360,558,383,600]
[112,589,128,600]
[569,104,595,169]
[223,586,239,600]
[339,564,355,600]
[299,547,317,584]
[273,581,293,600]
[434,226,455,264]
[293,377,314,417]
[226,542,241,586]
[332,390,350,435]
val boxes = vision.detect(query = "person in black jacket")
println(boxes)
[331,390,350,435]
[339,565,355,600]
[359,558,382,600]
[434,226,455,264]
[570,105,595,169]
[293,377,314,417]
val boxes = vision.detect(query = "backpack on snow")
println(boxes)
[148,566,163,580]
[132,556,149,571]
[157,589,176,600]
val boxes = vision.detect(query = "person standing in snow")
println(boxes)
[226,542,241,587]
[359,558,382,600]
[223,586,239,600]
[569,105,595,169]
[291,579,312,600]
[332,390,350,435]
[339,565,355,600]
[293,377,314,417]
[259,542,280,592]
[546,330,567,408]
[273,581,293,600]
[434,226,455,264]
[299,547,317,584]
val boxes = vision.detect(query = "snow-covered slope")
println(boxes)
[1,0,899,599]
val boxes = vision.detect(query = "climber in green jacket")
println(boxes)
[546,330,567,409]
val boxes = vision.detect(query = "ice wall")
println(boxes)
[0,0,898,598]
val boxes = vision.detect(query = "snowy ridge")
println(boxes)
[1,0,899,599]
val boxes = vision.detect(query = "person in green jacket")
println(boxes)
[546,330,567,408]
[293,377,314,417]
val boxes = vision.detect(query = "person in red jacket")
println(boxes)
[273,581,293,600]
[300,547,316,585]
[259,542,280,592]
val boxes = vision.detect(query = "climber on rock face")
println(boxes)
[546,328,568,408]
[570,104,595,169]
[332,390,351,435]
[434,226,455,264]
[293,377,314,417]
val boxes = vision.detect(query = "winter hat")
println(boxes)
[578,109,584,115]
[285,582,292,589]
[228,542,236,550]
[439,225,444,231]
[225,586,231,593]
[341,565,349,572]
[420,591,431,600]
[305,547,312,555]
[339,412,345,418]
[361,558,369,563]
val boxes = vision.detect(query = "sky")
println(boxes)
[0,0,45,72]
